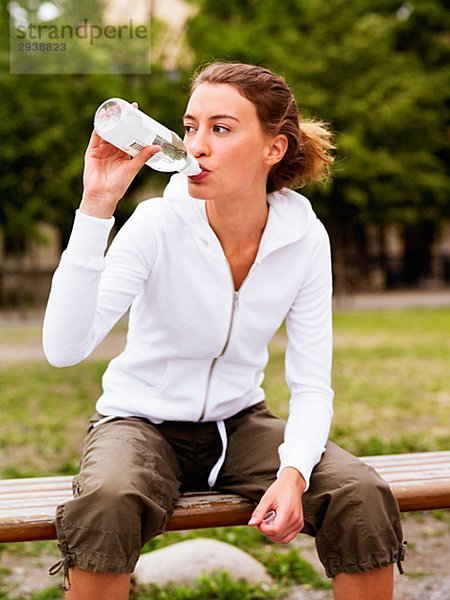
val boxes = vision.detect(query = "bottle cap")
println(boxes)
[178,154,202,176]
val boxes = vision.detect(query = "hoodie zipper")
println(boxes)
[199,260,256,421]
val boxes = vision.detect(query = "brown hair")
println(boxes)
[190,61,335,193]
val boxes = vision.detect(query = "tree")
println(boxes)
[186,0,450,289]
[0,0,189,251]
[0,0,193,309]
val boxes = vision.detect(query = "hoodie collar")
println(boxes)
[163,174,316,259]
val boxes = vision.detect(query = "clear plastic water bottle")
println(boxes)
[94,98,201,176]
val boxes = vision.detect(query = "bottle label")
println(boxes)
[155,134,186,162]
[129,141,147,153]
[124,134,185,163]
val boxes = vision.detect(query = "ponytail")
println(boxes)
[267,118,335,193]
[296,120,335,186]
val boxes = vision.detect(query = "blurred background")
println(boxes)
[1,3,449,597]
[1,0,449,313]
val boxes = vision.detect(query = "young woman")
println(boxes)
[43,61,405,599]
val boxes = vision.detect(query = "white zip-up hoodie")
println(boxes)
[43,174,334,488]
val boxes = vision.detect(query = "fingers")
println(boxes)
[86,129,104,150]
[127,145,160,176]
[275,516,304,542]
[257,507,304,545]
[278,529,301,545]
[249,474,305,545]
[262,521,303,545]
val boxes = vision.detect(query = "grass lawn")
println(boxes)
[1,307,449,479]
[265,307,450,456]
[0,307,449,598]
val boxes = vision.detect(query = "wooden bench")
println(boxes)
[1,451,449,544]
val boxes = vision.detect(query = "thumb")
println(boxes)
[248,497,273,526]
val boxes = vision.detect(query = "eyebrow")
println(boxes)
[183,113,240,123]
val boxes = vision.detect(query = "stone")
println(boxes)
[133,538,272,587]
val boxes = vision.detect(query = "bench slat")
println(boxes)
[1,451,449,543]
[362,451,449,465]
[0,492,255,543]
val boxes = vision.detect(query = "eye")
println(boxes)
[213,125,230,134]
[183,124,196,135]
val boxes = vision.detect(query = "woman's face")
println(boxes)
[183,83,285,203]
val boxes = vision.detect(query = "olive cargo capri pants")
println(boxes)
[51,402,405,584]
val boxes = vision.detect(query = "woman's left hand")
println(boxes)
[248,467,306,544]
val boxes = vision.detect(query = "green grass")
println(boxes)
[0,584,62,600]
[0,362,104,478]
[264,307,450,455]
[130,573,281,600]
[0,307,449,597]
[1,308,448,479]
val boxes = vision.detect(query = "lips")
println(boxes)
[188,168,210,182]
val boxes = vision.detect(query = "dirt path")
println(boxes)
[333,289,450,311]
[1,290,449,367]
[0,310,127,366]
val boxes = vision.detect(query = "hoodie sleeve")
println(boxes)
[278,222,334,489]
[43,205,157,367]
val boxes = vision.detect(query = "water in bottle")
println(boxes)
[94,98,201,176]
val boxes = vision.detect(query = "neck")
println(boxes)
[206,190,269,253]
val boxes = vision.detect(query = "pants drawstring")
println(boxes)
[396,540,407,575]
[49,543,73,591]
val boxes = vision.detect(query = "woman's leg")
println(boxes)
[66,569,131,600]
[51,416,182,598]
[302,441,405,590]
[217,405,405,598]
[332,565,394,600]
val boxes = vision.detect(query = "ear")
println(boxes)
[264,134,288,167]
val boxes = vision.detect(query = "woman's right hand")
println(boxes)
[79,112,161,219]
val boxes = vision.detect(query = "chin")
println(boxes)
[186,182,213,200]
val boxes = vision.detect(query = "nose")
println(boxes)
[184,127,210,158]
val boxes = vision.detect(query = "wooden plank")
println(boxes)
[372,458,450,470]
[1,451,449,543]
[362,451,450,465]
[374,465,450,477]
[392,481,450,512]
[0,478,72,494]
[165,493,255,531]
[0,521,58,543]
[0,492,255,543]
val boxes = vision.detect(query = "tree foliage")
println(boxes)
[0,0,189,249]
[186,0,449,227]
[0,0,448,289]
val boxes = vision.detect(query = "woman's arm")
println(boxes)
[280,224,334,486]
[43,126,160,366]
[249,224,333,543]
[80,123,159,219]
[42,206,157,366]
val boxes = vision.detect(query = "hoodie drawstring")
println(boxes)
[208,419,228,488]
